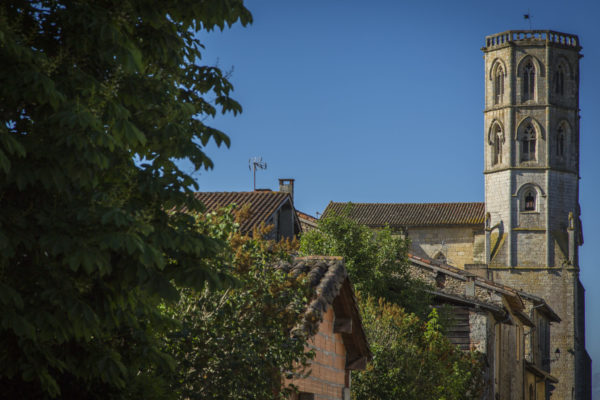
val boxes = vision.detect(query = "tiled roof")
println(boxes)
[275,256,371,364]
[409,253,522,299]
[323,201,485,227]
[194,191,292,234]
[276,256,347,337]
[296,210,317,222]
[408,253,559,322]
[296,210,318,232]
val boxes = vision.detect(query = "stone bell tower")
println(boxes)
[482,30,590,399]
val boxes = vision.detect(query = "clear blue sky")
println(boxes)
[190,0,600,381]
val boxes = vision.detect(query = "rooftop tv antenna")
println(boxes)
[249,157,267,191]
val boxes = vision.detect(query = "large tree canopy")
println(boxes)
[0,1,251,398]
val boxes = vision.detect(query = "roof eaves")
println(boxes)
[429,290,505,317]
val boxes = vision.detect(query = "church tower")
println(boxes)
[482,30,590,399]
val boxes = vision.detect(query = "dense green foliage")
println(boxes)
[352,297,484,400]
[165,207,312,399]
[299,207,430,315]
[0,1,251,398]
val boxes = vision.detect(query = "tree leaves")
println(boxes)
[0,0,251,397]
[164,207,311,400]
[352,297,484,400]
[299,206,431,316]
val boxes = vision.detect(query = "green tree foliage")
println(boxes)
[165,206,313,400]
[0,1,251,398]
[299,207,430,315]
[352,297,484,400]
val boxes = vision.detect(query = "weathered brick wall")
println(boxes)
[289,308,348,400]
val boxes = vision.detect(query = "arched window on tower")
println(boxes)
[524,190,536,211]
[494,65,504,104]
[521,123,536,162]
[554,64,565,96]
[522,61,535,101]
[557,124,565,158]
[491,124,503,165]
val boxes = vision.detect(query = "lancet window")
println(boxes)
[557,125,565,158]
[491,124,503,165]
[521,123,536,162]
[522,61,535,101]
[554,65,565,95]
[494,65,504,104]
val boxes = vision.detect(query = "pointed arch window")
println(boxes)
[554,64,565,95]
[491,124,503,165]
[522,61,535,101]
[557,125,565,158]
[524,191,536,211]
[434,252,446,264]
[521,123,536,162]
[494,65,504,104]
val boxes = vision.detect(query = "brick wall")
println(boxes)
[289,308,348,400]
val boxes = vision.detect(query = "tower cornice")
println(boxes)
[483,166,579,175]
[484,104,579,113]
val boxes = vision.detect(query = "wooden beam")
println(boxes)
[346,356,367,370]
[334,317,352,334]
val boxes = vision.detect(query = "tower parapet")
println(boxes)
[484,30,581,50]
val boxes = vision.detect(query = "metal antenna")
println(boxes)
[249,157,267,191]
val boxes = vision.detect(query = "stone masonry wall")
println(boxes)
[407,226,478,269]
[492,268,577,400]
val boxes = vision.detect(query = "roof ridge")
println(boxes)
[195,191,287,194]
[295,255,343,261]
[328,201,484,205]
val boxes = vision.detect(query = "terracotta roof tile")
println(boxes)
[275,257,347,337]
[296,210,317,222]
[194,191,291,234]
[323,202,485,227]
[274,256,371,363]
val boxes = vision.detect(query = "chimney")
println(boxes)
[278,178,295,201]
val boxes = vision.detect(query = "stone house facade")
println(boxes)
[409,254,560,399]
[323,30,590,399]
